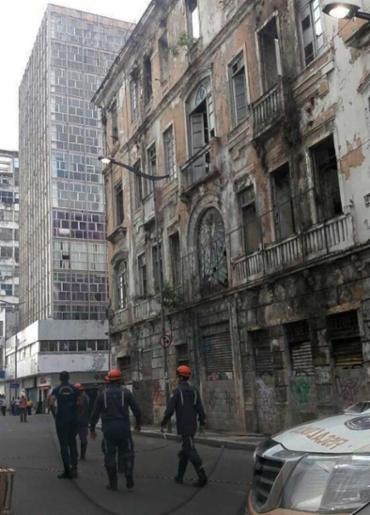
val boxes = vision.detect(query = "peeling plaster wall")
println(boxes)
[98,0,370,433]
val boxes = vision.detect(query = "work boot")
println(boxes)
[57,470,72,479]
[192,467,207,488]
[70,467,78,478]
[126,475,134,489]
[80,443,87,461]
[174,476,183,484]
[106,468,118,491]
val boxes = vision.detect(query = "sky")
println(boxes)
[0,0,151,151]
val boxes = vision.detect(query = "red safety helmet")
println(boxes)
[107,368,122,382]
[74,383,84,391]
[176,365,191,378]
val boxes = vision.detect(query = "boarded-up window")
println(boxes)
[285,320,313,375]
[200,321,233,380]
[327,311,362,367]
[251,330,273,376]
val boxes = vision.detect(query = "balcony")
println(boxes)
[252,80,284,138]
[133,298,161,321]
[111,307,131,329]
[231,212,354,286]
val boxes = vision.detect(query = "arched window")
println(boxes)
[197,208,228,294]
[116,260,128,310]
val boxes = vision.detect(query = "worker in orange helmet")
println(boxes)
[89,368,141,491]
[161,365,207,487]
[74,383,90,460]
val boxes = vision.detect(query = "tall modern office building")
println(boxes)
[19,5,133,327]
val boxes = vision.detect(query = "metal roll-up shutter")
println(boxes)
[200,321,233,379]
[285,320,314,375]
[251,330,273,376]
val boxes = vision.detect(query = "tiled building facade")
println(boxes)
[95,0,370,433]
[19,5,133,327]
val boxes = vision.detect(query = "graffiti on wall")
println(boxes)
[335,367,364,405]
[256,377,276,432]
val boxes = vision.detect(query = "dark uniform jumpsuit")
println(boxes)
[51,382,79,477]
[161,381,207,484]
[90,384,141,489]
[77,391,89,460]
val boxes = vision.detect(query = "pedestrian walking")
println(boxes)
[27,399,33,416]
[89,368,141,491]
[0,395,6,416]
[74,383,89,460]
[19,394,28,423]
[160,365,208,487]
[48,371,79,479]
[14,397,20,416]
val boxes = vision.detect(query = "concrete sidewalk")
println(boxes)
[136,426,266,451]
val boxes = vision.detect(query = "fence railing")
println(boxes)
[252,80,284,136]
[230,212,354,286]
[181,144,211,190]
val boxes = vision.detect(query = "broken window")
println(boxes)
[163,125,176,179]
[169,231,181,285]
[116,260,127,310]
[137,253,147,297]
[134,160,143,209]
[110,101,118,144]
[143,144,155,198]
[229,53,248,126]
[152,243,163,293]
[271,164,295,241]
[238,186,259,254]
[187,0,200,40]
[159,31,170,82]
[311,135,342,221]
[143,55,153,104]
[258,16,281,92]
[114,182,124,226]
[298,0,324,66]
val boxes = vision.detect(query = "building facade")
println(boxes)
[95,0,370,433]
[19,5,133,327]
[4,320,109,405]
[0,150,19,385]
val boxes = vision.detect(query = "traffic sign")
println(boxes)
[160,334,172,349]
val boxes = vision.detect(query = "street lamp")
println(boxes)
[99,155,171,418]
[322,1,370,20]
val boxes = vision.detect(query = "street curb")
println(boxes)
[135,430,263,451]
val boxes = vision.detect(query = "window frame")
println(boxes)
[229,52,249,127]
[163,124,177,180]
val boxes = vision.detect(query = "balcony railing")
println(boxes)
[112,307,131,328]
[181,144,211,190]
[230,212,354,286]
[252,80,284,137]
[133,298,160,321]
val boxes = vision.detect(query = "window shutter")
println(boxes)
[190,113,205,155]
[234,71,247,123]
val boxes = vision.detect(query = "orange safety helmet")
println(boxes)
[107,368,122,382]
[74,383,84,391]
[176,365,191,378]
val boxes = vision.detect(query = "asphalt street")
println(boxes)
[0,414,254,515]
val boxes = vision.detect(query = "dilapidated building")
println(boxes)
[94,0,370,434]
